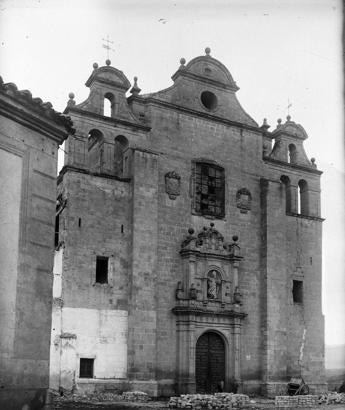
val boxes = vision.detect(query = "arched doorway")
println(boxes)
[195,331,225,393]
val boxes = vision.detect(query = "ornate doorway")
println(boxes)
[195,332,225,393]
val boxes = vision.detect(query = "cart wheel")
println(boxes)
[300,385,309,395]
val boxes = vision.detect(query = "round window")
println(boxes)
[201,91,217,110]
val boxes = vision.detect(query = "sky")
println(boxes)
[0,0,344,349]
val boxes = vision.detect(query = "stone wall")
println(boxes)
[0,81,70,409]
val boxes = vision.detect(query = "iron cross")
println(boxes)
[102,35,115,59]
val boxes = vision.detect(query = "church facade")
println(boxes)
[50,48,326,397]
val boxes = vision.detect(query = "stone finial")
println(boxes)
[93,62,99,70]
[286,114,292,122]
[205,47,211,56]
[277,118,282,127]
[260,118,270,131]
[179,57,186,69]
[130,76,141,95]
[105,59,111,66]
[67,92,75,107]
[232,235,238,242]
[188,227,195,235]
[311,157,317,168]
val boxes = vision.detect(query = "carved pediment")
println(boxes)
[180,223,241,258]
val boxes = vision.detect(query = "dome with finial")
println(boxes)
[171,46,239,92]
[273,115,308,140]
[84,59,131,91]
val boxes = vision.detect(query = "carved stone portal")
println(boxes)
[165,171,181,200]
[173,223,246,394]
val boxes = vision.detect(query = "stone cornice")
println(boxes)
[86,77,130,91]
[65,106,151,132]
[264,157,323,175]
[179,249,243,262]
[171,69,239,92]
[286,212,325,222]
[128,95,262,134]
[172,305,247,319]
[57,165,131,185]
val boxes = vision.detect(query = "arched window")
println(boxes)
[288,144,297,164]
[114,135,128,175]
[88,129,103,150]
[298,179,309,215]
[280,175,291,213]
[104,93,114,117]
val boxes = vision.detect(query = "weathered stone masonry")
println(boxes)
[0,77,73,409]
[50,49,326,397]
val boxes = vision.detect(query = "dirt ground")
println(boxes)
[53,398,345,410]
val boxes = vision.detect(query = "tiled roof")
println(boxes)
[0,76,74,134]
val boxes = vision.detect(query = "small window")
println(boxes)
[288,144,297,164]
[280,175,291,213]
[114,135,128,175]
[104,92,114,117]
[193,162,225,218]
[292,280,303,304]
[298,179,309,215]
[200,91,217,110]
[96,256,108,284]
[79,358,94,378]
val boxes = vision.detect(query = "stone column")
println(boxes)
[233,320,242,385]
[176,314,196,394]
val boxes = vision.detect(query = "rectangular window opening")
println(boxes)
[292,280,303,304]
[79,358,94,378]
[194,162,225,218]
[96,256,108,284]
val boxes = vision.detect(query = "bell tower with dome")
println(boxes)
[50,48,326,397]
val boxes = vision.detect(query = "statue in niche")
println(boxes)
[207,270,221,299]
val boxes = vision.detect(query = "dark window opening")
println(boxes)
[96,256,108,284]
[200,91,217,110]
[280,175,291,213]
[298,179,309,216]
[78,218,81,227]
[55,213,59,248]
[79,358,94,378]
[288,143,297,164]
[88,129,103,150]
[114,135,128,175]
[194,162,225,218]
[121,224,124,234]
[292,280,303,304]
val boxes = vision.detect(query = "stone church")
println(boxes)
[50,48,326,397]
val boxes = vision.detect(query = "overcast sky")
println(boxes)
[0,0,344,348]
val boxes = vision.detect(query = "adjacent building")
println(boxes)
[0,77,73,409]
[50,48,326,397]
